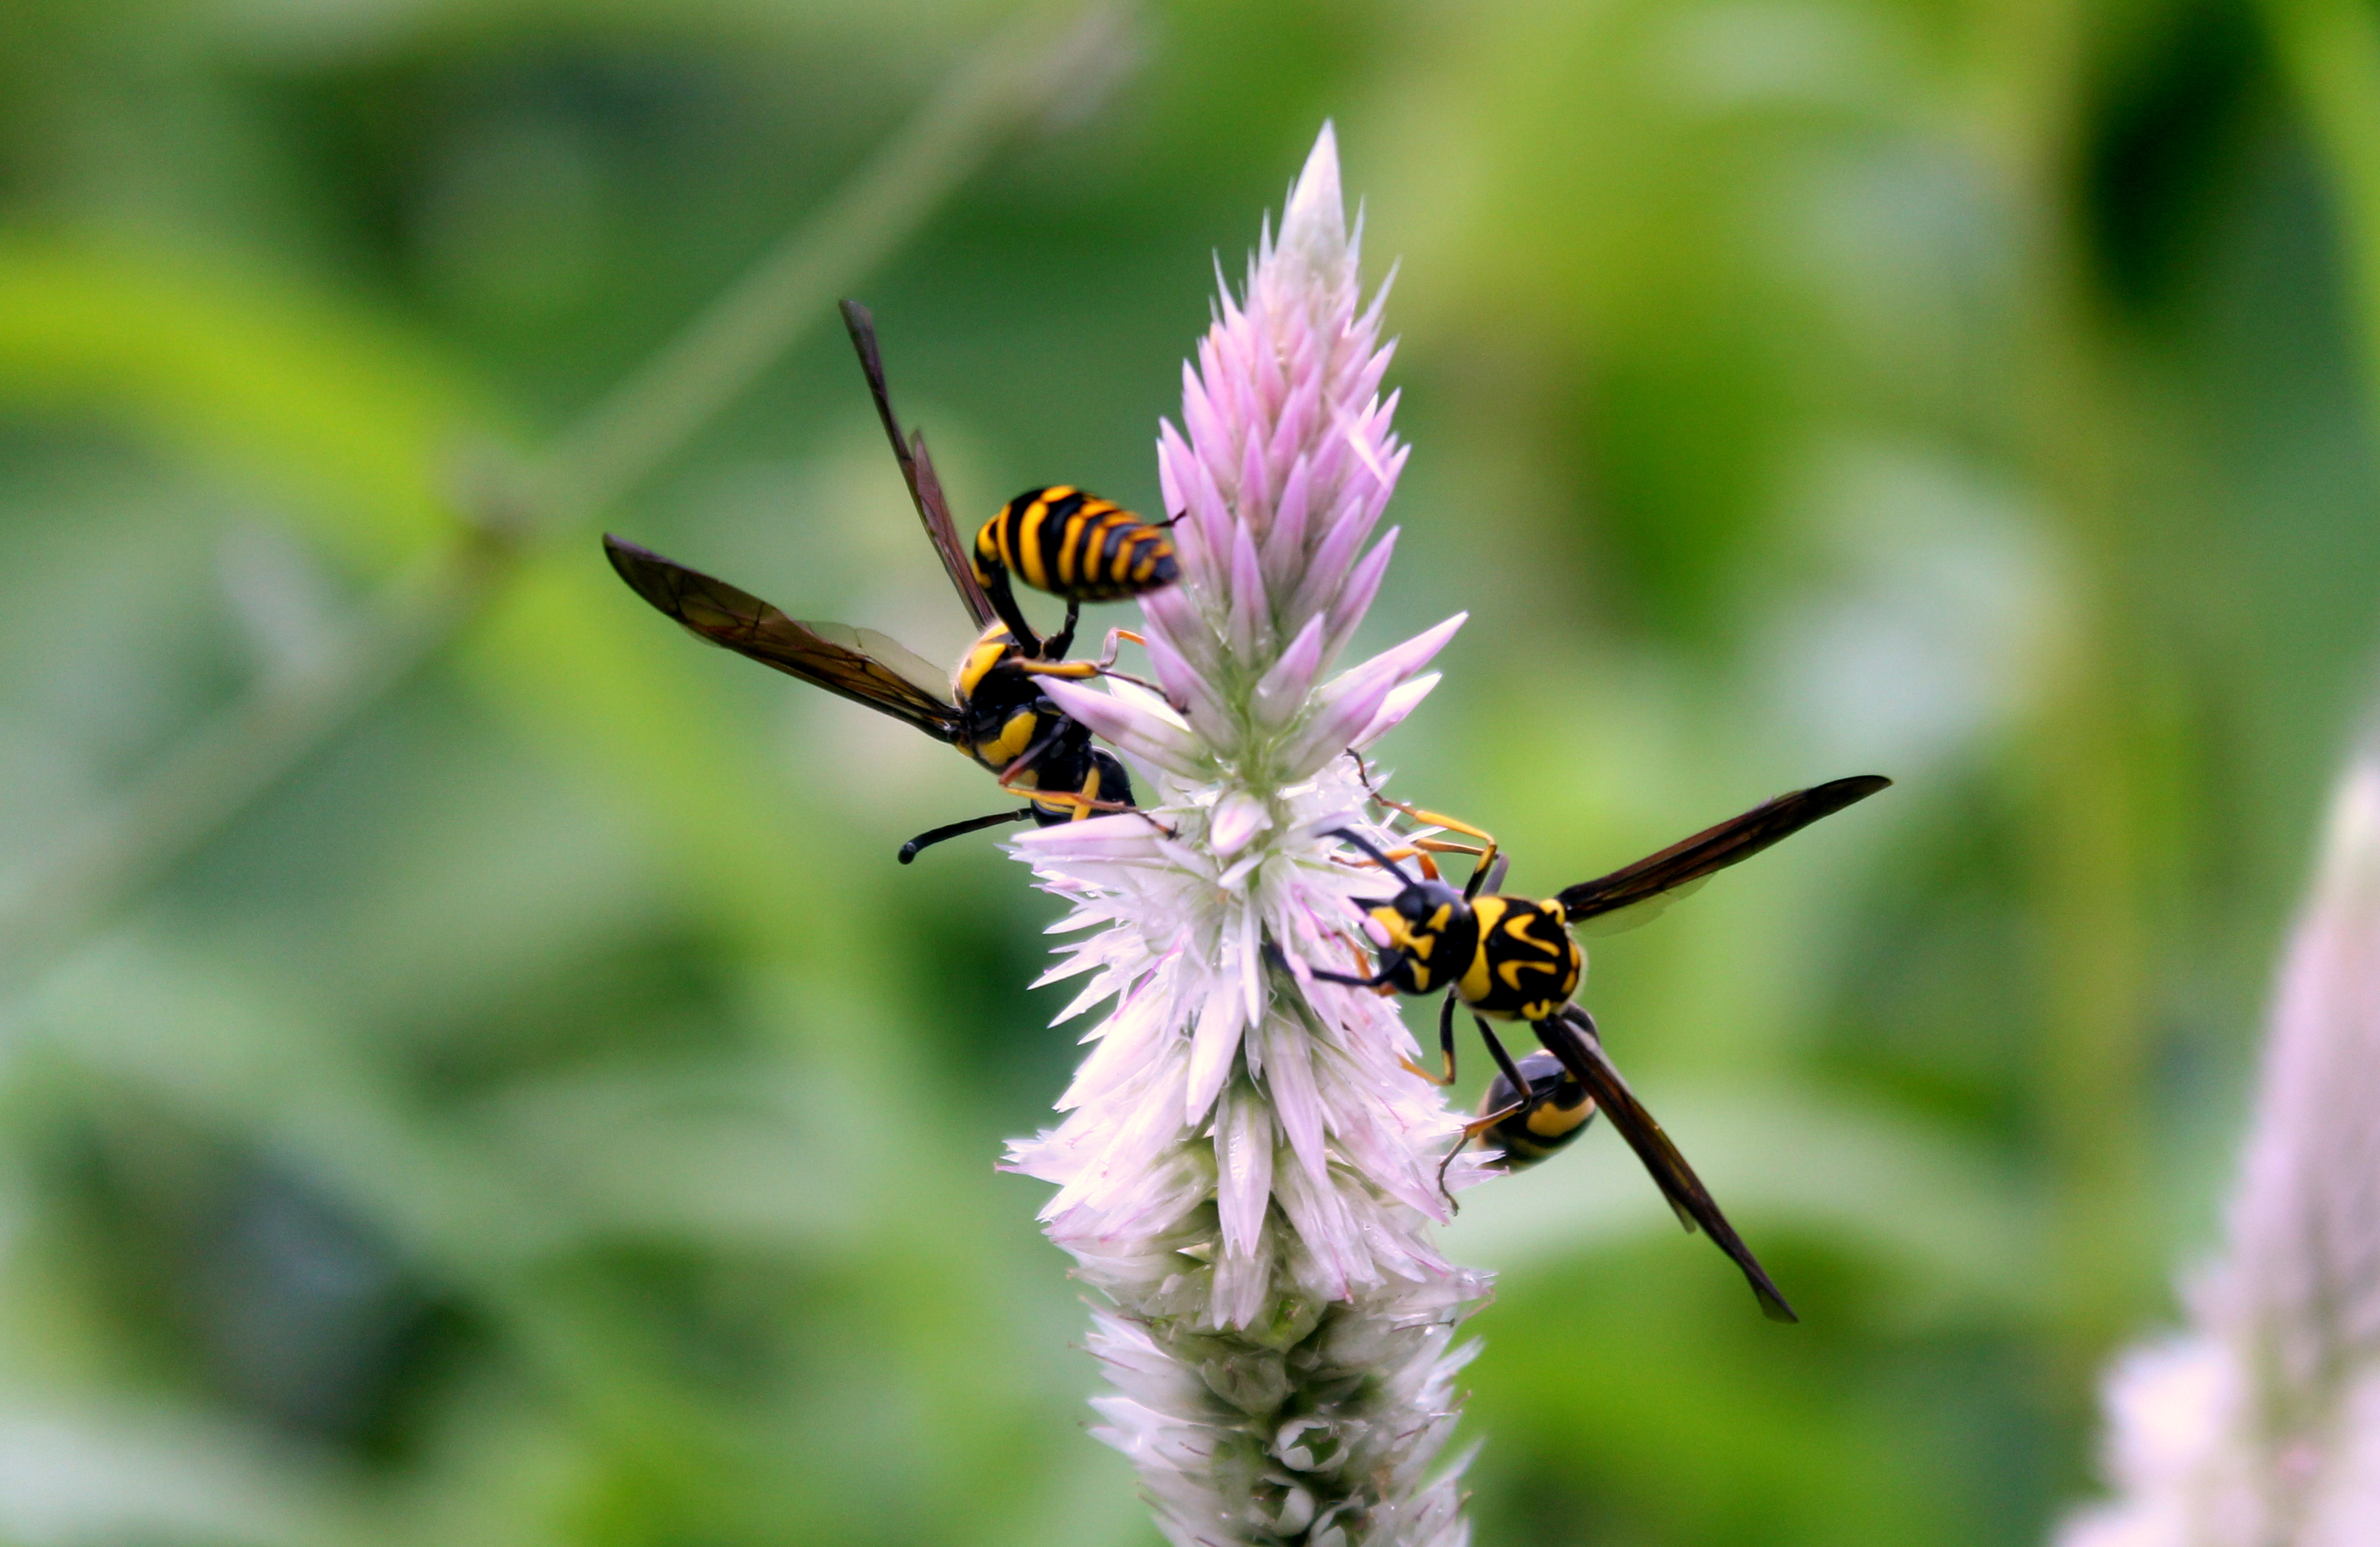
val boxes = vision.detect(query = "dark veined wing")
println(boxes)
[1538,1007,1797,1323]
[840,300,999,632]
[1557,775,1890,933]
[603,535,963,743]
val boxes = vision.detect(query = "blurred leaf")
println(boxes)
[0,235,493,570]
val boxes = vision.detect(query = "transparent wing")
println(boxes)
[604,535,963,743]
[800,620,960,706]
[841,300,999,631]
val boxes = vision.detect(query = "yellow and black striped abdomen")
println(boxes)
[1456,896,1585,1023]
[1477,1050,1597,1170]
[974,486,1179,603]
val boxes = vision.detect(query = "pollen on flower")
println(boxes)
[1003,124,1488,1547]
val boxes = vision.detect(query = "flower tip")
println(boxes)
[1280,122,1348,273]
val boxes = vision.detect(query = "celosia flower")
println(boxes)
[2061,744,2380,1547]
[1004,126,1489,1546]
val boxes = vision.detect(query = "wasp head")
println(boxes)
[1329,828,1479,995]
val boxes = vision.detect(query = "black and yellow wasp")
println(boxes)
[1288,774,1890,1321]
[1471,1050,1597,1174]
[970,486,1178,660]
[604,301,1179,863]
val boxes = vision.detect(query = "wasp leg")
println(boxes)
[992,731,1174,836]
[1400,991,1461,1086]
[898,808,1035,864]
[992,727,1131,817]
[1428,1023,1542,1204]
[1474,1018,1536,1105]
[1407,808,1501,902]
[1046,597,1082,660]
[1429,1022,1542,1211]
[1016,628,1160,693]
[1436,1093,1529,1210]
[1263,940,1405,991]
[1374,845,1445,884]
[1346,756,1504,901]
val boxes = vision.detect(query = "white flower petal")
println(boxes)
[1038,678,1212,782]
[1185,970,1247,1127]
[1215,1083,1276,1259]
[1209,790,1272,859]
[1354,671,1442,750]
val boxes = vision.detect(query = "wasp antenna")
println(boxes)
[1327,826,1417,885]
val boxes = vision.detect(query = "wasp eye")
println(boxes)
[1397,893,1428,920]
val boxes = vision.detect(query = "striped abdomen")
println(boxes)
[1477,1050,1597,1170]
[973,486,1178,603]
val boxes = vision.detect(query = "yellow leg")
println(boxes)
[1352,759,1503,899]
[1377,845,1445,883]
[993,744,1173,834]
[1435,1100,1526,1210]
[1375,802,1498,886]
[1015,629,1156,690]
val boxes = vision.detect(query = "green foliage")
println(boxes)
[1,0,2375,1543]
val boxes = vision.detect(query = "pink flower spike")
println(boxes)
[1004,125,1488,1547]
[1209,789,1273,860]
[1138,623,1235,749]
[1260,453,1317,595]
[2065,747,2380,1545]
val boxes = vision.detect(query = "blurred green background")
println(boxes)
[3,0,2378,1542]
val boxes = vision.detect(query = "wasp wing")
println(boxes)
[1557,775,1890,931]
[841,300,1000,632]
[1537,1008,1797,1323]
[603,535,963,743]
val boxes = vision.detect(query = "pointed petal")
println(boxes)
[1039,678,1212,782]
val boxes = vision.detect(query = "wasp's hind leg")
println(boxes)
[1431,1019,1539,1209]
[1436,1097,1528,1210]
[898,808,1035,864]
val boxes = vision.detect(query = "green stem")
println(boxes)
[0,2,1138,980]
